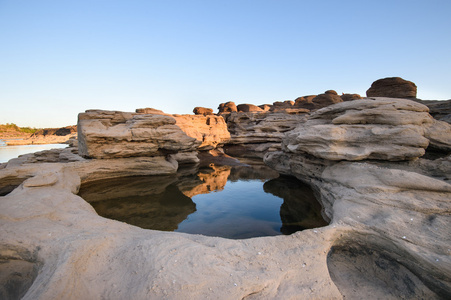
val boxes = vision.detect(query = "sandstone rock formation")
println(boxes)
[366,77,417,98]
[223,111,309,158]
[1,91,450,299]
[77,110,200,159]
[236,104,264,113]
[294,95,316,110]
[282,97,450,161]
[218,101,237,113]
[172,114,230,150]
[193,107,214,116]
[264,97,451,298]
[311,90,343,109]
[340,93,362,101]
[77,109,230,159]
[414,99,451,124]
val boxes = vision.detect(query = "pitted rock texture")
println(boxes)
[282,98,451,161]
[366,77,417,98]
[264,150,451,298]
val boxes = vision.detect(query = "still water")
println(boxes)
[0,142,67,163]
[79,164,328,239]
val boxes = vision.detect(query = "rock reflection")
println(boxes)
[264,176,329,234]
[78,176,196,231]
[79,163,328,238]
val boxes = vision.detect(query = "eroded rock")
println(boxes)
[78,110,230,158]
[282,98,451,161]
[366,77,417,98]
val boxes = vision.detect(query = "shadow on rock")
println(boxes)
[263,176,329,234]
[327,236,447,299]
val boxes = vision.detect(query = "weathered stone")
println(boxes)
[311,91,343,109]
[413,99,451,124]
[236,104,264,112]
[294,95,317,110]
[341,93,362,101]
[77,110,230,158]
[173,115,230,150]
[135,107,166,114]
[325,90,338,95]
[77,110,200,159]
[282,98,445,161]
[264,148,451,298]
[366,77,417,98]
[218,101,237,113]
[193,107,214,116]
[226,111,308,145]
[258,104,272,111]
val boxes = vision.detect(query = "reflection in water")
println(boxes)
[78,163,327,239]
[264,176,329,234]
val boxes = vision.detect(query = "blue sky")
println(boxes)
[1,0,450,128]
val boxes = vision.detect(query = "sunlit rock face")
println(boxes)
[264,97,451,298]
[223,111,308,158]
[77,109,230,159]
[282,97,451,161]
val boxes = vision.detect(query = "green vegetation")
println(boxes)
[0,123,39,134]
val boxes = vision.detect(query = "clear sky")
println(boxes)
[1,0,450,128]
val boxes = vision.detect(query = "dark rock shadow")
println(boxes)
[263,175,328,234]
[0,245,41,300]
[327,237,445,299]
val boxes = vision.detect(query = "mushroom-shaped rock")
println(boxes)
[366,77,417,98]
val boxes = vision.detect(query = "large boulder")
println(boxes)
[172,114,230,150]
[311,91,343,109]
[77,109,230,159]
[218,101,237,113]
[341,93,362,101]
[294,95,317,110]
[193,107,214,116]
[236,104,264,113]
[366,77,417,98]
[77,110,200,159]
[282,98,451,161]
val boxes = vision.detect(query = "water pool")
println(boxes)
[78,163,328,239]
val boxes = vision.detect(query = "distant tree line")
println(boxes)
[0,123,39,134]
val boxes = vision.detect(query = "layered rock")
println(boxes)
[414,99,451,124]
[282,97,451,161]
[193,107,214,116]
[366,77,417,98]
[340,93,362,101]
[172,114,230,150]
[264,97,451,298]
[77,110,200,159]
[310,90,343,109]
[1,94,451,298]
[218,101,237,113]
[77,109,230,159]
[236,104,264,113]
[224,110,309,157]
